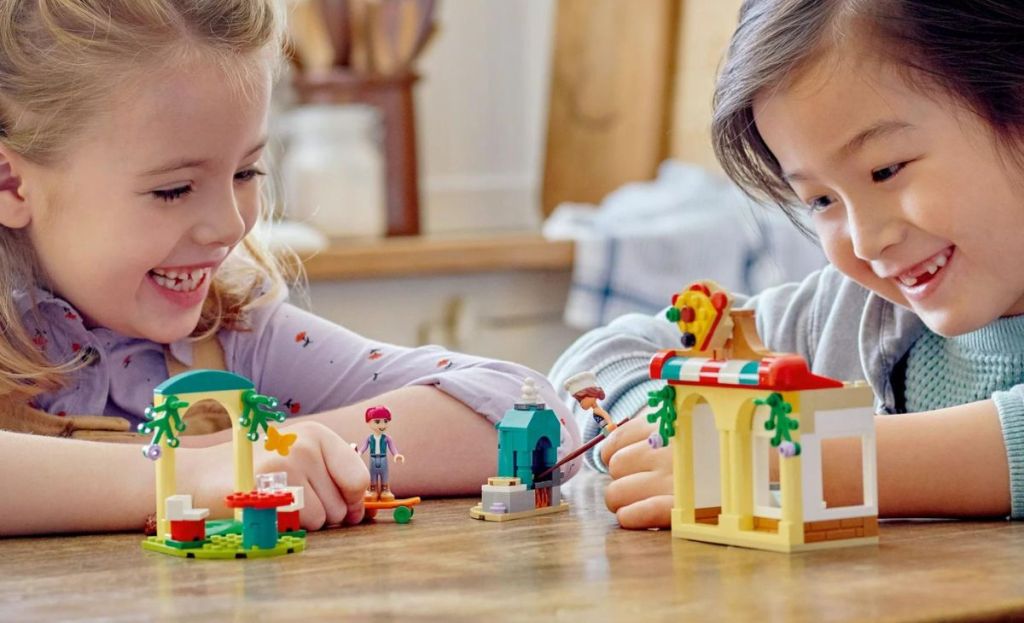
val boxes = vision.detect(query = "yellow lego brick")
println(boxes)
[486,477,522,487]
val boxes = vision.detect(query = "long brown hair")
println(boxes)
[0,0,293,399]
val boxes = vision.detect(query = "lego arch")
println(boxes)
[531,436,555,476]
[155,370,254,396]
[670,386,779,528]
[145,370,288,543]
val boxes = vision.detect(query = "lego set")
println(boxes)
[646,281,879,553]
[139,370,307,559]
[134,280,879,557]
[470,379,570,522]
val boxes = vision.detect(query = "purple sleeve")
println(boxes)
[356,435,370,455]
[217,297,582,478]
[386,435,399,456]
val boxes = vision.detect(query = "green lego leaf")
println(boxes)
[646,385,677,447]
[755,392,801,457]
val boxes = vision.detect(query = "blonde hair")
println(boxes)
[0,0,296,399]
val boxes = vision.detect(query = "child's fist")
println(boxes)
[599,412,673,530]
[191,420,370,530]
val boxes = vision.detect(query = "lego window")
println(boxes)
[821,436,865,508]
[691,402,721,517]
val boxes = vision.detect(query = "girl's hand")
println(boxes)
[186,420,370,530]
[599,413,672,529]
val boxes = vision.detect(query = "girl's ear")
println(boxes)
[0,147,30,229]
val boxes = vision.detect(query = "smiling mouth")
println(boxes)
[149,267,211,293]
[895,247,954,288]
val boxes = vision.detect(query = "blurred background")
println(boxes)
[272,0,825,373]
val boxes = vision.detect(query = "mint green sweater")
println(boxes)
[905,315,1024,414]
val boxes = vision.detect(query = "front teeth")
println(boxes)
[897,248,952,287]
[151,267,211,292]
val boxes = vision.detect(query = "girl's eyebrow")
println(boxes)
[138,138,268,177]
[783,120,915,183]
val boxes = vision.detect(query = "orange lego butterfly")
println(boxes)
[265,425,298,457]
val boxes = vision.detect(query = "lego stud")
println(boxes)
[666,307,681,322]
[142,444,162,461]
[680,306,696,323]
[520,378,540,405]
[680,332,697,349]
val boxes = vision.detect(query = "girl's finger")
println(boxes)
[604,469,672,512]
[616,494,673,530]
[321,431,370,525]
[600,415,658,466]
[298,478,328,530]
[607,438,668,479]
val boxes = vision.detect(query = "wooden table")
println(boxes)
[3,472,1023,622]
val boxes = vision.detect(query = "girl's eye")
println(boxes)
[152,186,192,202]
[235,167,266,183]
[871,162,905,183]
[806,195,835,214]
[149,168,264,203]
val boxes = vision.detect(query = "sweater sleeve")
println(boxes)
[220,298,582,479]
[550,264,866,472]
[992,387,1024,518]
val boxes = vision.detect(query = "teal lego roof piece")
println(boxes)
[497,408,545,430]
[155,369,255,396]
[497,406,561,444]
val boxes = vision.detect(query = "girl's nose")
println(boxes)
[846,198,906,261]
[192,193,249,248]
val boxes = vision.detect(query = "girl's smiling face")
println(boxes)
[16,59,271,343]
[754,49,1024,337]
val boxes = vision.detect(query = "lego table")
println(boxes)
[3,470,1024,622]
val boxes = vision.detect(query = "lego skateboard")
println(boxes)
[363,496,421,524]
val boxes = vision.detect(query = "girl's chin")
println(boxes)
[136,314,202,344]
[915,308,991,338]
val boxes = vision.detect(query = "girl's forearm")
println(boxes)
[0,431,156,536]
[823,400,1011,517]
[302,386,497,496]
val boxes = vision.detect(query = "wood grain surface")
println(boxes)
[541,0,679,215]
[2,471,1023,622]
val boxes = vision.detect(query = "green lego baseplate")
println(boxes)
[142,533,306,559]
[141,518,306,559]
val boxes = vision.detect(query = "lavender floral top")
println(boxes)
[14,286,581,476]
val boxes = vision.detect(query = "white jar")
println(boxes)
[282,104,387,238]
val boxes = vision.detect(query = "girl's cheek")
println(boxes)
[811,216,844,253]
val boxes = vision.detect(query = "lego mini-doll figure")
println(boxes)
[563,371,616,435]
[358,405,405,502]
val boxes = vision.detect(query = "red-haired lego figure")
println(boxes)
[563,371,616,435]
[357,405,405,501]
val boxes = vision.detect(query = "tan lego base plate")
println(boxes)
[469,501,570,522]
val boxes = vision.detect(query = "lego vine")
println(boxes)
[139,394,190,459]
[646,385,677,449]
[756,392,801,457]
[240,389,287,442]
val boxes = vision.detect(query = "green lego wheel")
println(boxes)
[393,505,413,524]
